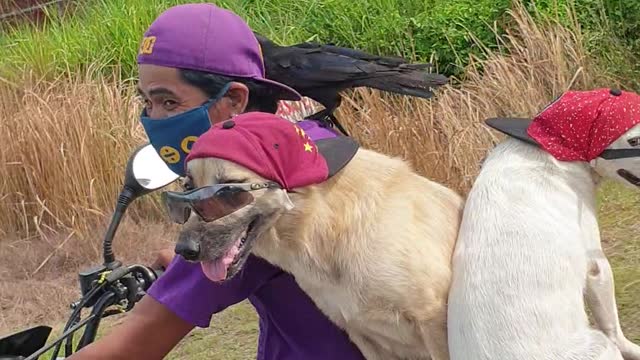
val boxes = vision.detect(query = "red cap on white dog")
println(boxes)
[185,112,359,191]
[485,88,640,161]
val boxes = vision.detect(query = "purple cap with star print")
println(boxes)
[136,3,301,101]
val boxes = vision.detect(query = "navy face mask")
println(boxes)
[140,83,232,176]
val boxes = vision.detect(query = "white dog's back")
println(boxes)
[447,138,621,359]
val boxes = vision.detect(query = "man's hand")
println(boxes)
[68,295,194,359]
[151,248,176,270]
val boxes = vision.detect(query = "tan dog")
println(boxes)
[163,113,464,360]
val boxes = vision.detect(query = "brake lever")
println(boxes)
[25,263,163,360]
[24,315,97,360]
[75,292,117,351]
[72,264,161,353]
[50,266,130,359]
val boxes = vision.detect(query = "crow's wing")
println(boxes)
[291,41,410,67]
[257,33,448,100]
[265,48,370,85]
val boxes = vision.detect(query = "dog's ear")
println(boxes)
[280,190,295,211]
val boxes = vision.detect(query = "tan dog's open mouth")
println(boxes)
[201,218,258,281]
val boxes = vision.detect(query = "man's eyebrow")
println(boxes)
[136,87,178,97]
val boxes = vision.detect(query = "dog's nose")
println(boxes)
[175,239,200,261]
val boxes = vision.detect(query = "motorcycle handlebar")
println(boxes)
[20,263,165,360]
[151,267,164,280]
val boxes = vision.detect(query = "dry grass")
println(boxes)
[0,0,637,344]
[336,1,611,194]
[0,68,165,239]
[0,67,174,332]
[0,1,602,241]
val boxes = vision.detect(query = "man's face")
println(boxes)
[136,64,239,123]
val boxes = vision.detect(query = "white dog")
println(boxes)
[447,88,640,360]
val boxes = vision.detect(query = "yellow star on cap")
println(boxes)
[304,142,313,152]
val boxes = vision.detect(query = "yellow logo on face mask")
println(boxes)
[181,136,198,154]
[159,146,180,164]
[140,36,157,55]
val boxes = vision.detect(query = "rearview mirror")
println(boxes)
[130,144,180,191]
[100,143,180,269]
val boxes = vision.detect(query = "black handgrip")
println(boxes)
[152,267,165,279]
[105,266,130,283]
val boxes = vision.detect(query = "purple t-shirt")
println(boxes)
[146,120,366,360]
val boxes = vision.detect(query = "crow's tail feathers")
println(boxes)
[355,71,449,99]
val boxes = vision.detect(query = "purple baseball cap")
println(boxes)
[137,3,301,101]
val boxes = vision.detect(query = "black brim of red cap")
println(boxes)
[315,136,360,177]
[485,117,540,146]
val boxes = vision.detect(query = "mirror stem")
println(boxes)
[102,185,135,269]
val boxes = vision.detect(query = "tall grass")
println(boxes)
[2,0,638,87]
[0,0,605,240]
[522,0,640,91]
[335,1,605,193]
[0,67,163,240]
[0,0,515,79]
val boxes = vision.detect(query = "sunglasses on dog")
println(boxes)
[161,181,282,224]
[599,148,640,160]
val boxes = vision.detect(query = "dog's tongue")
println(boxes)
[201,261,230,282]
[200,237,243,282]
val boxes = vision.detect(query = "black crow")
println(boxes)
[254,33,449,134]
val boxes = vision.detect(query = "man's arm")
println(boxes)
[68,295,194,360]
[68,252,280,359]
